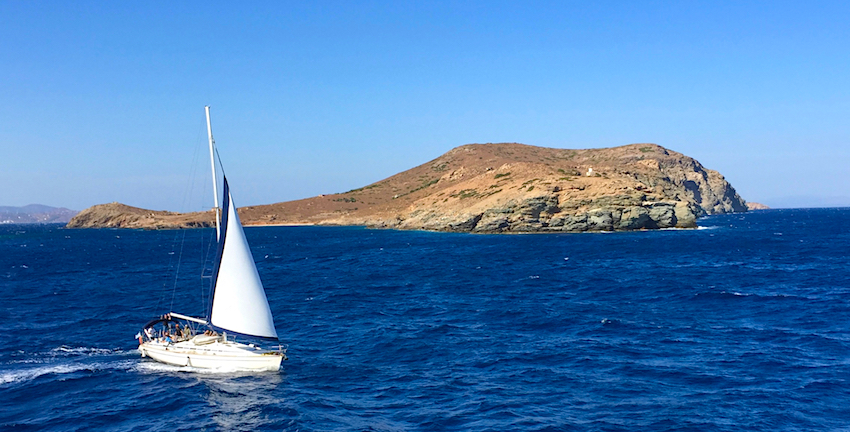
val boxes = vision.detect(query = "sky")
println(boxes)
[1,1,848,212]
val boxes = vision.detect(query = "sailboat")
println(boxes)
[137,106,286,371]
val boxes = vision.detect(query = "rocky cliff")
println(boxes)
[68,143,748,232]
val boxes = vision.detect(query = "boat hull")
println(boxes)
[139,340,283,371]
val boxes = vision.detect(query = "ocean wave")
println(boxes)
[688,290,816,309]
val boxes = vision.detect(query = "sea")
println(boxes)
[1,208,849,431]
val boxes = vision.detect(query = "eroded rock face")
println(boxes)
[69,142,748,233]
[394,198,697,234]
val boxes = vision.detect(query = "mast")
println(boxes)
[205,106,221,239]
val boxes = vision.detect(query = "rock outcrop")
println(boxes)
[67,202,214,229]
[307,143,747,232]
[68,143,749,233]
[746,202,770,210]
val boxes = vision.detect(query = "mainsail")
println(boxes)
[209,178,278,340]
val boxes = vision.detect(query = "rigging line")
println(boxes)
[150,228,183,317]
[200,226,217,319]
[169,228,189,311]
[167,120,209,313]
[198,136,226,317]
[144,114,217,322]
[158,119,208,316]
[214,146,226,178]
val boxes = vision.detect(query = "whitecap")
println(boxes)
[51,346,123,357]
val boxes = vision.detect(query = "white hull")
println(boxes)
[139,339,283,371]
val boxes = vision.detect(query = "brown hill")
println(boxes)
[67,202,213,229]
[68,143,748,232]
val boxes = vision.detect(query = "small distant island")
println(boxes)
[746,202,770,210]
[1,204,78,224]
[68,143,749,233]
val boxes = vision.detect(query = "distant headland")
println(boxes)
[1,204,78,224]
[746,202,770,210]
[68,143,749,233]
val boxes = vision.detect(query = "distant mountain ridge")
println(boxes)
[1,204,78,224]
[68,142,749,233]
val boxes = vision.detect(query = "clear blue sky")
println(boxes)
[2,1,848,211]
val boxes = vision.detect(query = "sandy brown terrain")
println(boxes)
[68,142,748,232]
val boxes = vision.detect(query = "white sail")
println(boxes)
[209,182,278,340]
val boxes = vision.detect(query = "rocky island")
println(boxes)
[68,202,214,229]
[68,143,748,233]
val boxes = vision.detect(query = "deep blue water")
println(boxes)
[1,208,850,431]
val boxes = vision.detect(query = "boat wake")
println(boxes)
[0,343,281,386]
[0,345,136,386]
[1,358,138,386]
